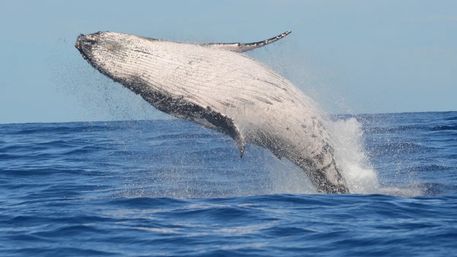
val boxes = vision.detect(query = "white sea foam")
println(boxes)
[327,117,380,194]
[328,116,422,196]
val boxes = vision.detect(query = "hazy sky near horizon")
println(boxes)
[0,0,456,123]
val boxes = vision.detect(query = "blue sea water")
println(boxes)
[1,111,457,256]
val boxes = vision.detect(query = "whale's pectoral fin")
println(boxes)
[202,31,291,53]
[232,127,246,158]
[200,106,246,158]
[119,76,247,158]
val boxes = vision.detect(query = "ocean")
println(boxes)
[1,111,456,256]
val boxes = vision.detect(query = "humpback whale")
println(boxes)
[75,31,349,193]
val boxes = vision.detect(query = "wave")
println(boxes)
[2,115,453,198]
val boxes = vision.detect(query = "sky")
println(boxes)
[0,0,456,123]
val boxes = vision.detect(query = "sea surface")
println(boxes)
[1,111,457,257]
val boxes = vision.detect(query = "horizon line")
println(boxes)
[1,110,455,126]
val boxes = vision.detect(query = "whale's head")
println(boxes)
[75,31,155,84]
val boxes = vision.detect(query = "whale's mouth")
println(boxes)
[75,34,90,61]
[75,33,101,62]
[75,32,112,79]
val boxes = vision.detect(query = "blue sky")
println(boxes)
[0,0,456,123]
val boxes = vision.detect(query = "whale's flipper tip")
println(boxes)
[203,30,292,53]
[236,136,245,158]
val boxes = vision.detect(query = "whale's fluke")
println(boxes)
[203,31,291,52]
[75,31,349,194]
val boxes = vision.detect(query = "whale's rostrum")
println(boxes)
[75,31,349,193]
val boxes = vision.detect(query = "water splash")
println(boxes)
[328,117,379,193]
[327,116,423,196]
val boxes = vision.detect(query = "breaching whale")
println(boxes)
[75,31,349,193]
